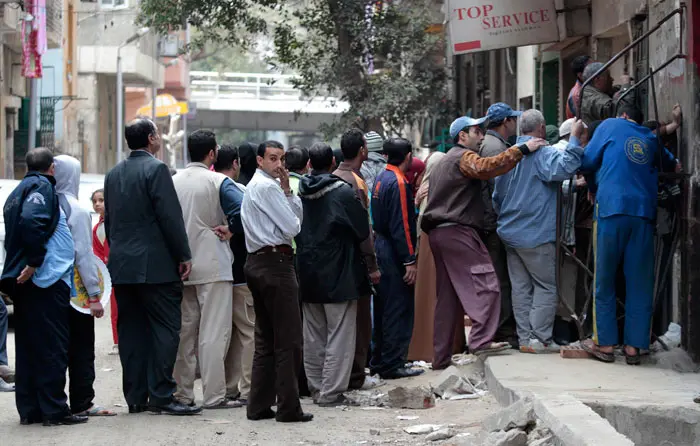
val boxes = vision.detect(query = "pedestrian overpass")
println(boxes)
[187,72,349,133]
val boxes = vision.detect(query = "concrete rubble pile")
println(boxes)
[476,397,563,446]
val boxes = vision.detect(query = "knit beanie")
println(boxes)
[365,131,384,152]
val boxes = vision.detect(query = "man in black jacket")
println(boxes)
[104,118,198,416]
[296,143,371,407]
[1,148,87,426]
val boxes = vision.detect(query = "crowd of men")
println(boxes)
[0,53,683,426]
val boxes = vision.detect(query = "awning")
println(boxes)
[136,94,189,118]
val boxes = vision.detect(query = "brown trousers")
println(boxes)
[244,252,303,421]
[430,225,501,369]
[349,295,371,389]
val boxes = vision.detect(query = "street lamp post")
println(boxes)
[116,27,150,165]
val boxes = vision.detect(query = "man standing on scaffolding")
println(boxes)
[580,104,680,365]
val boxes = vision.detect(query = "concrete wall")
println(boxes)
[77,73,117,173]
[517,46,536,104]
[685,0,700,360]
[0,45,23,178]
[591,0,648,37]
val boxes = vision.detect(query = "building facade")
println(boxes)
[0,0,63,178]
[447,0,700,358]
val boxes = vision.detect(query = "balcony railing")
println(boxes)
[189,71,304,101]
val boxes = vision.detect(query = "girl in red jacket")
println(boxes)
[92,189,118,355]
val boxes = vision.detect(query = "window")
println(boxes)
[101,0,127,9]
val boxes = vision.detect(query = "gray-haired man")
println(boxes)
[580,62,614,126]
[492,110,585,353]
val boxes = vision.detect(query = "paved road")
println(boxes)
[0,304,499,445]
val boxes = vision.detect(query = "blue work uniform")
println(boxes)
[581,118,677,349]
[369,165,417,376]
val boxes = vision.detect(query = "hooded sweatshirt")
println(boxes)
[360,152,387,194]
[54,155,101,297]
[237,142,258,186]
[296,172,371,304]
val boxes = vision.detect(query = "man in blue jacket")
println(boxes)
[1,148,86,426]
[493,110,585,354]
[369,138,422,380]
[580,105,680,365]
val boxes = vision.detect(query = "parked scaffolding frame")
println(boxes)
[556,4,687,342]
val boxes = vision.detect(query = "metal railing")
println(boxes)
[189,71,337,102]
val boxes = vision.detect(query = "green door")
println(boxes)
[542,60,559,126]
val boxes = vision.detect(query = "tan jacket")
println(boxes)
[173,163,233,285]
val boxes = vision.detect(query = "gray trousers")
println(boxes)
[302,301,357,404]
[505,242,557,346]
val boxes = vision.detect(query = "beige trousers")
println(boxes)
[224,285,256,399]
[174,281,233,407]
[303,300,357,404]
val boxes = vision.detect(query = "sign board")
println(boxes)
[447,0,559,55]
[159,35,182,58]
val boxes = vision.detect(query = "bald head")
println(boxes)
[26,147,54,174]
[520,109,546,138]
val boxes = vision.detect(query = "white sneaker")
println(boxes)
[527,339,560,354]
[0,377,14,392]
[360,374,386,390]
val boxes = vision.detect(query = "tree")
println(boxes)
[138,0,451,139]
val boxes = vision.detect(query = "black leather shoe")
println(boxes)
[128,404,149,414]
[381,367,425,380]
[20,416,41,425]
[276,412,313,423]
[247,408,275,420]
[43,414,89,426]
[148,401,202,416]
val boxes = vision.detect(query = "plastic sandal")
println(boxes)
[581,339,615,363]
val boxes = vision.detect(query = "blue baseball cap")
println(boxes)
[486,102,522,122]
[449,116,487,139]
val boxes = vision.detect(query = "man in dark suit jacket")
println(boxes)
[104,118,199,416]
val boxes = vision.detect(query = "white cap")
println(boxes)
[559,118,576,138]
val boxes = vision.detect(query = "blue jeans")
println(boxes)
[0,297,8,366]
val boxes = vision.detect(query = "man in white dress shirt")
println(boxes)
[241,141,313,423]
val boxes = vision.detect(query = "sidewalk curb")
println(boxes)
[484,357,634,446]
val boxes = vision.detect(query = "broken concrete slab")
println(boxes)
[483,429,527,446]
[432,365,487,400]
[425,428,456,441]
[433,366,467,397]
[482,396,536,432]
[404,424,442,435]
[533,395,634,446]
[387,386,435,409]
[529,436,560,446]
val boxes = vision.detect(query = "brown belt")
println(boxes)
[253,245,293,255]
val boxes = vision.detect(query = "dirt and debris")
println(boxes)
[425,427,456,441]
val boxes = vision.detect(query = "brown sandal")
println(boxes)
[581,339,615,363]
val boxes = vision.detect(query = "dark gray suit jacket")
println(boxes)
[104,150,191,285]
